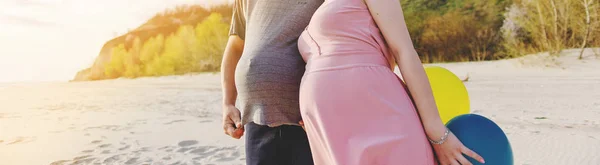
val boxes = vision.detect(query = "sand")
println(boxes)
[1,49,599,165]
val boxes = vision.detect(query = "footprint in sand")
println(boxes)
[84,125,120,131]
[178,140,198,147]
[189,146,215,155]
[141,147,152,152]
[119,145,131,151]
[132,147,152,154]
[73,155,92,160]
[49,160,70,165]
[214,150,241,162]
[177,147,194,153]
[103,154,122,164]
[124,157,139,165]
[7,136,36,145]
[199,120,212,123]
[165,119,186,125]
[98,144,112,148]
[91,140,102,144]
[8,138,23,144]
[101,150,111,154]
[211,146,241,162]
[71,155,95,164]
[81,150,94,153]
[192,156,207,163]
[189,146,241,162]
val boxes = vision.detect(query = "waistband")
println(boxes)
[305,54,390,73]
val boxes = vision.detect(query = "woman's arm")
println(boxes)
[364,0,484,164]
[364,0,444,143]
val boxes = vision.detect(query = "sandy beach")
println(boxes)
[1,49,599,165]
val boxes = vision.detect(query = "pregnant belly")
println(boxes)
[299,65,410,114]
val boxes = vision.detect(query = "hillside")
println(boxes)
[72,4,233,81]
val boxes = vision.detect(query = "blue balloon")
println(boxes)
[446,114,514,165]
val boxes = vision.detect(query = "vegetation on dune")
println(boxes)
[400,0,512,62]
[74,0,600,81]
[73,4,232,81]
[502,0,600,59]
[104,13,229,78]
[402,0,600,63]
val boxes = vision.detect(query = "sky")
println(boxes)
[0,0,233,83]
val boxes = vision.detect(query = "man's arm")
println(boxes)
[221,35,244,106]
[221,35,245,139]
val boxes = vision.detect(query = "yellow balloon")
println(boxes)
[424,66,470,124]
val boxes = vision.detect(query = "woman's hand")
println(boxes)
[431,131,485,165]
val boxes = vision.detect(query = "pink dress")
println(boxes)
[297,0,436,164]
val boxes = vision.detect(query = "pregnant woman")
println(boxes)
[297,0,486,164]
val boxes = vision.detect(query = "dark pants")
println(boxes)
[245,122,314,165]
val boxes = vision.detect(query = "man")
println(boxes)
[220,0,323,165]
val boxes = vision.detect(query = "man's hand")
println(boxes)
[223,105,244,139]
[299,120,306,130]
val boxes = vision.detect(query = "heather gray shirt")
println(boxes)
[230,0,322,127]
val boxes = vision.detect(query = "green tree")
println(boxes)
[175,25,200,73]
[123,37,143,78]
[195,13,230,71]
[105,44,128,78]
[150,34,180,76]
[140,34,165,75]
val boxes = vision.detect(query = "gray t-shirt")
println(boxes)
[230,0,322,127]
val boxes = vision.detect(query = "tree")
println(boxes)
[105,44,128,78]
[140,34,165,74]
[500,3,529,57]
[195,13,230,71]
[400,0,510,62]
[506,0,600,58]
[123,37,142,78]
[579,0,596,59]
